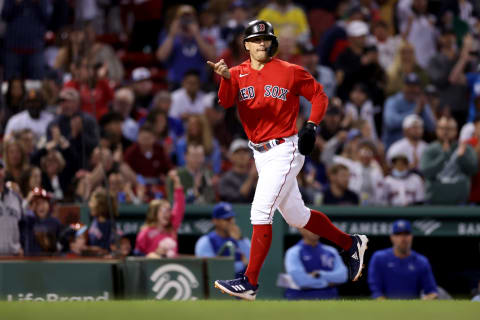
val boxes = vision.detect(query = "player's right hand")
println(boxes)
[207,59,231,79]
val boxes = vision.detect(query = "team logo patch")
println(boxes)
[258,23,265,32]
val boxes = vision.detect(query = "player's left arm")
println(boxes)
[293,66,329,125]
[420,258,439,300]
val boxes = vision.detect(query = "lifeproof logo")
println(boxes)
[7,292,109,302]
[150,264,199,301]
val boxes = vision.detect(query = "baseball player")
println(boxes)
[208,20,368,301]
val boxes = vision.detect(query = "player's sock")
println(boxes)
[304,209,353,251]
[244,224,272,286]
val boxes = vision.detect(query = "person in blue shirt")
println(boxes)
[368,219,438,300]
[195,202,250,277]
[283,228,348,300]
[156,5,216,88]
[382,73,436,149]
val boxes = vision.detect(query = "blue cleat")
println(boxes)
[343,234,369,282]
[214,276,258,301]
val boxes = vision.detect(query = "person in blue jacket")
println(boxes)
[195,202,250,277]
[368,219,438,300]
[283,228,348,300]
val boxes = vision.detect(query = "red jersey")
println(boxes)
[218,58,328,143]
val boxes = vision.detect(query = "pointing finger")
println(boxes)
[206,61,215,68]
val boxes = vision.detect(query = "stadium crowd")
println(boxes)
[0,0,480,299]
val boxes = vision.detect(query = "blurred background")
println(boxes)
[0,0,480,301]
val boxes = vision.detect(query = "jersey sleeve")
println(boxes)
[194,235,216,257]
[218,69,239,108]
[292,66,328,125]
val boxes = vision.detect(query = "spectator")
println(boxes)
[1,0,49,80]
[386,41,429,96]
[108,171,141,205]
[169,70,212,121]
[64,58,114,120]
[466,115,480,204]
[134,170,185,257]
[382,73,436,149]
[387,114,427,171]
[123,0,163,52]
[5,89,54,141]
[47,87,100,168]
[257,0,310,46]
[150,90,185,139]
[19,166,42,200]
[398,0,438,69]
[195,202,250,277]
[123,123,172,189]
[144,109,176,161]
[16,128,37,159]
[384,151,425,206]
[299,43,336,99]
[368,219,438,300]
[39,150,68,201]
[427,29,469,125]
[41,69,62,112]
[112,87,138,142]
[61,223,89,257]
[318,105,343,141]
[344,83,379,141]
[87,188,118,252]
[130,67,154,111]
[219,139,257,203]
[1,76,26,131]
[167,144,216,204]
[276,25,302,65]
[221,0,250,44]
[371,20,401,71]
[20,188,61,256]
[175,114,222,174]
[99,112,132,152]
[156,4,216,87]
[283,228,347,300]
[449,34,480,123]
[3,138,29,186]
[420,116,478,204]
[0,159,23,256]
[53,24,88,74]
[323,163,359,205]
[199,4,226,57]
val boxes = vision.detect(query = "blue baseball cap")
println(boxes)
[212,202,236,219]
[391,220,412,234]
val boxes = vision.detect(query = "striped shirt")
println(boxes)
[0,187,23,255]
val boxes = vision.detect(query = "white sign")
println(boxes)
[150,264,199,301]
[7,292,109,302]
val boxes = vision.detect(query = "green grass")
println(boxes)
[1,300,479,320]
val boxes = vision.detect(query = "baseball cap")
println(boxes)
[424,84,438,96]
[29,187,51,203]
[402,114,424,130]
[212,202,236,219]
[346,20,369,37]
[391,220,412,234]
[404,72,420,85]
[59,87,80,102]
[131,67,151,82]
[229,138,249,153]
[387,144,412,164]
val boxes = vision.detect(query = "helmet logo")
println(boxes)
[258,23,265,32]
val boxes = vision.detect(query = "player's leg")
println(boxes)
[277,169,368,282]
[214,139,299,300]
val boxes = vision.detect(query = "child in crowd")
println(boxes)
[134,170,185,257]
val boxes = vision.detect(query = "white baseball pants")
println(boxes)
[249,135,311,227]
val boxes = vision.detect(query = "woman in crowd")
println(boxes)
[87,188,118,252]
[134,170,185,258]
[3,138,30,186]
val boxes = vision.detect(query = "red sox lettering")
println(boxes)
[238,85,289,102]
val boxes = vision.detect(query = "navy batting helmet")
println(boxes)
[243,20,278,56]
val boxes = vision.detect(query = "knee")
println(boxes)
[250,207,274,225]
[282,206,310,228]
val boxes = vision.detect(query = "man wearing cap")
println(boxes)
[382,72,436,149]
[387,114,427,171]
[384,149,425,206]
[219,139,257,203]
[47,87,100,167]
[195,202,251,277]
[368,220,438,300]
[420,116,477,204]
[0,159,24,256]
[5,89,54,141]
[131,67,154,110]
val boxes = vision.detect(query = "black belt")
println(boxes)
[249,138,285,153]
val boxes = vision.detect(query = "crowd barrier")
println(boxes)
[3,205,479,300]
[0,257,234,301]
